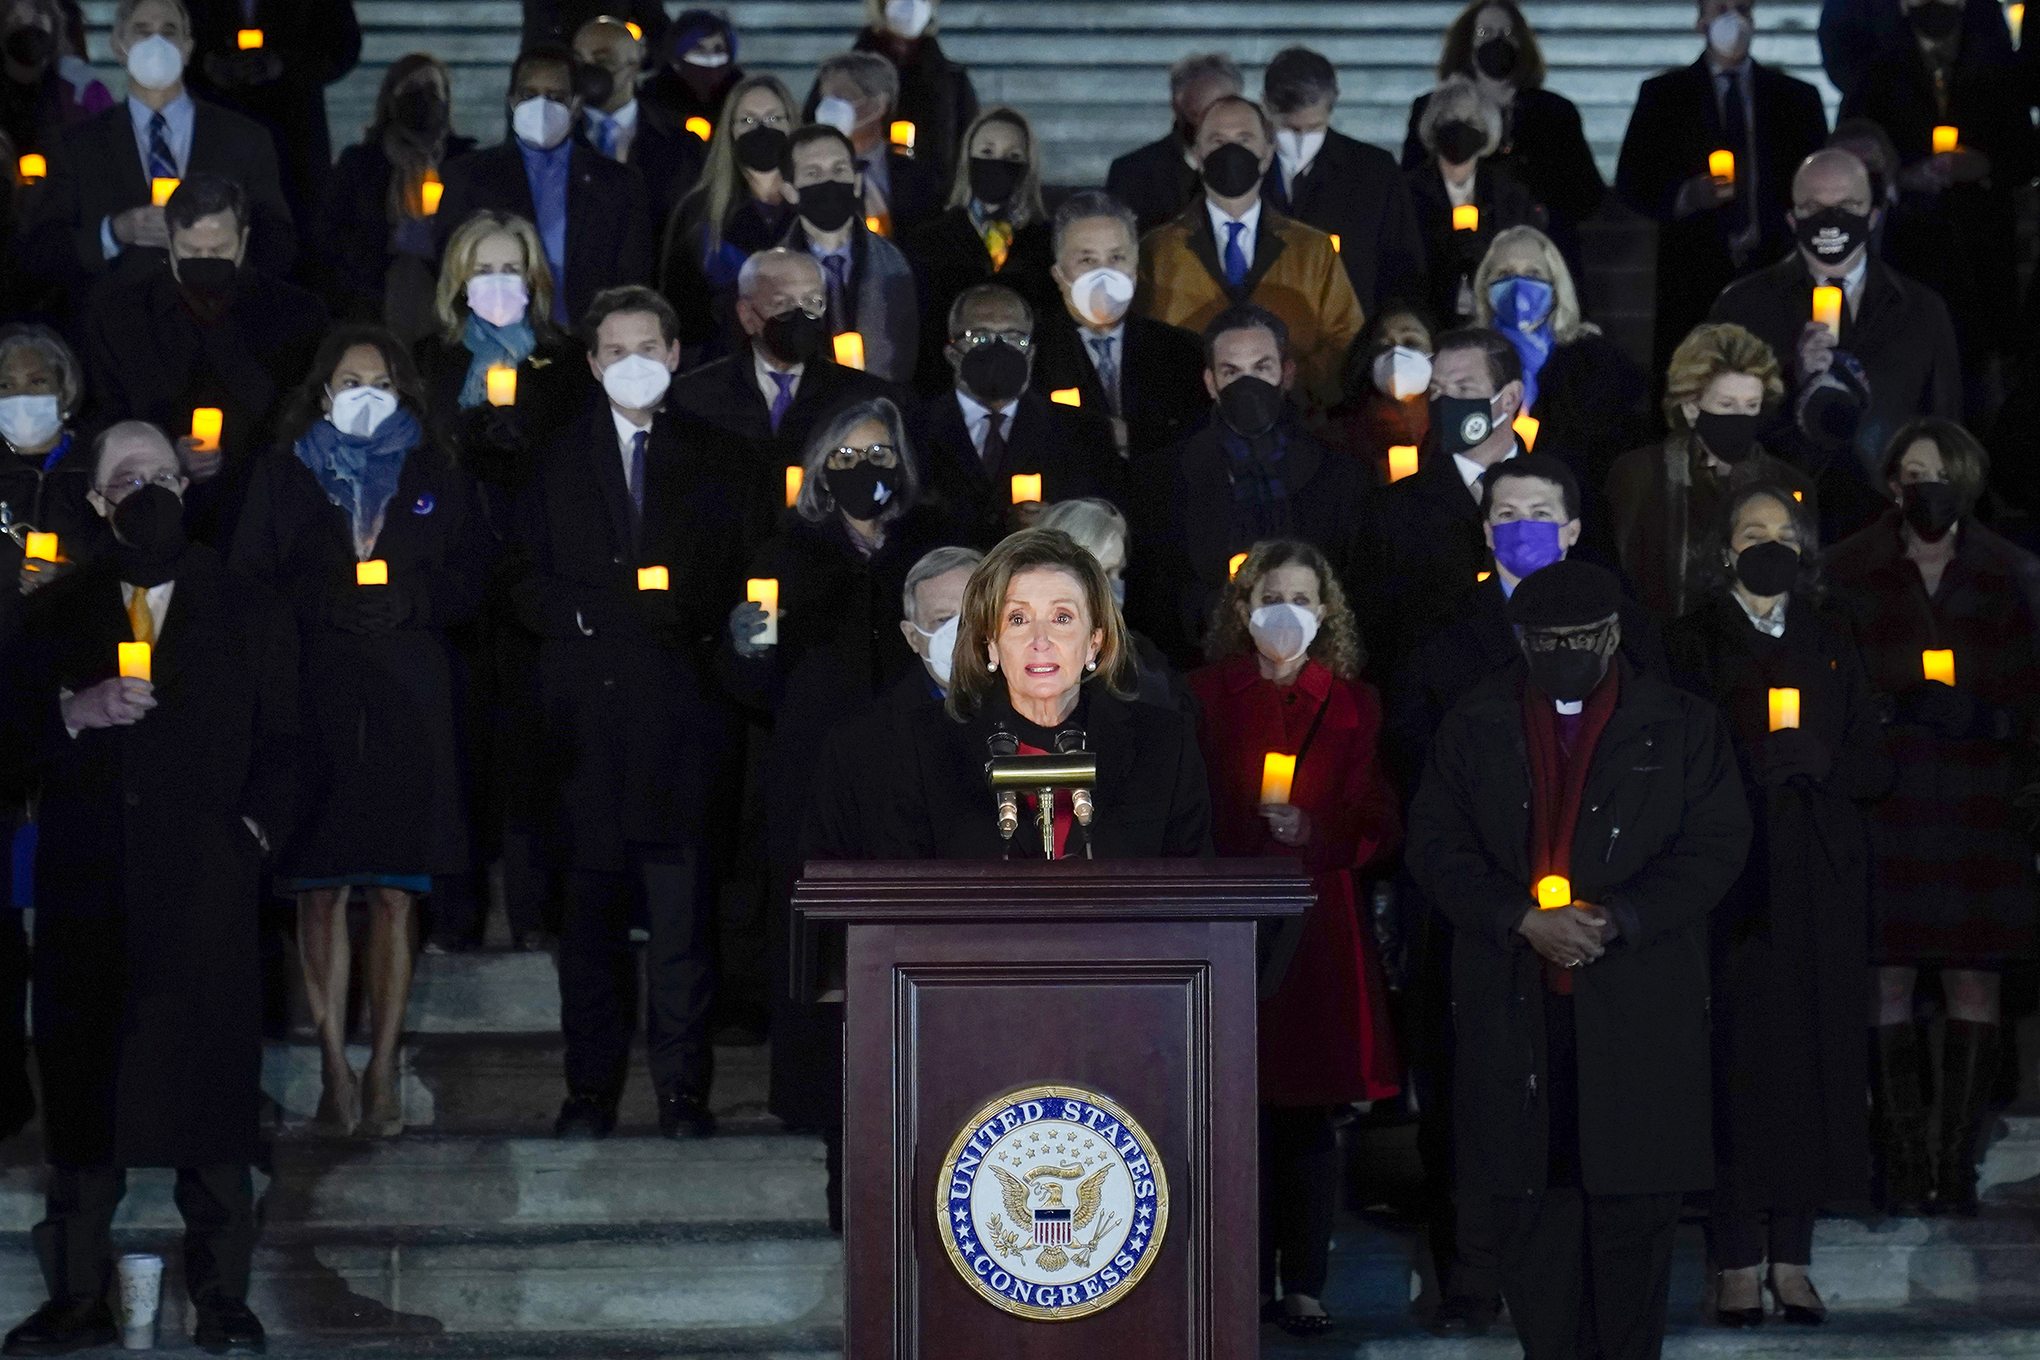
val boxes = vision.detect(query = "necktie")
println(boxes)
[591,112,619,158]
[982,218,1013,271]
[628,429,646,526]
[822,254,850,331]
[147,110,176,183]
[1720,70,1752,238]
[127,586,156,647]
[1088,335,1121,417]
[1223,220,1249,289]
[981,409,1008,478]
[768,372,797,433]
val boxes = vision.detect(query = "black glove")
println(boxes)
[325,584,376,634]
[637,584,685,649]
[1758,727,1831,785]
[459,404,528,488]
[1897,681,1989,740]
[353,582,415,634]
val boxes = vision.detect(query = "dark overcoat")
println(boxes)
[1667,590,1891,1208]
[1406,659,1751,1197]
[1,546,295,1166]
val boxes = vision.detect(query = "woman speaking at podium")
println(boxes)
[865,528,1211,858]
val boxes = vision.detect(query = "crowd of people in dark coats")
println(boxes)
[0,0,2038,1354]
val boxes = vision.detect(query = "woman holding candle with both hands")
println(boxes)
[1665,483,1890,1326]
[230,325,490,1137]
[1189,539,1399,1338]
[1825,419,2040,1217]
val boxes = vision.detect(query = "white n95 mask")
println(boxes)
[1248,602,1320,665]
[1069,267,1135,327]
[125,34,184,90]
[512,97,573,150]
[466,273,530,328]
[915,614,959,685]
[815,96,859,136]
[1372,345,1433,400]
[601,353,672,410]
[328,386,399,437]
[884,0,934,38]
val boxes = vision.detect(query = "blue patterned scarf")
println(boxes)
[458,311,537,409]
[292,407,423,559]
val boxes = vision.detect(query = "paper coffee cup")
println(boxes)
[116,1253,163,1350]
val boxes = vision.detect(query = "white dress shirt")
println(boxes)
[1453,440,1519,500]
[754,350,804,408]
[588,98,639,162]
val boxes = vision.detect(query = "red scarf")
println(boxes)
[1521,666,1622,994]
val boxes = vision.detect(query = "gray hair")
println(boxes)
[1036,498,1128,564]
[1169,52,1242,98]
[737,246,823,300]
[813,49,899,109]
[1051,190,1139,262]
[89,420,176,485]
[1419,75,1502,159]
[794,397,920,525]
[901,544,985,621]
[0,324,84,417]
[947,282,1033,340]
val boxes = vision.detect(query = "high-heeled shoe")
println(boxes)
[313,1067,360,1137]
[1767,1269,1826,1326]
[1714,1268,1764,1327]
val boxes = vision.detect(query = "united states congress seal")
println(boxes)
[936,1084,1168,1320]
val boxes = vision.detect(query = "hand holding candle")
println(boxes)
[746,577,779,646]
[1768,687,1800,731]
[23,532,56,562]
[1260,752,1296,805]
[1536,874,1572,910]
[1709,149,1735,183]
[189,407,223,453]
[118,641,152,682]
[1811,285,1843,333]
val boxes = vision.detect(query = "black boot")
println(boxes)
[1872,1023,1932,1215]
[1932,1019,2000,1217]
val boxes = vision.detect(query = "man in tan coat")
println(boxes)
[1136,95,1363,412]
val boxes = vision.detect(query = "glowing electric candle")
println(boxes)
[420,176,443,215]
[2011,2,2025,43]
[1228,551,1248,578]
[23,532,56,561]
[356,559,388,586]
[1709,149,1735,183]
[785,466,803,507]
[890,120,916,151]
[624,20,642,39]
[151,176,179,206]
[1452,204,1479,231]
[1260,752,1296,805]
[832,332,865,370]
[865,214,884,235]
[1388,445,1419,482]
[17,153,44,183]
[1513,413,1540,449]
[118,642,150,682]
[189,407,223,453]
[1536,875,1572,911]
[1922,649,1956,686]
[747,577,779,646]
[237,28,262,48]
[636,565,669,591]
[1010,473,1041,504]
[685,116,711,141]
[1049,388,1081,407]
[485,366,516,406]
[1933,125,1960,154]
[1477,570,1493,582]
[1811,285,1843,332]
[1768,687,1800,731]
[1328,233,1341,253]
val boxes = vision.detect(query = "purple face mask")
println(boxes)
[1490,518,1564,580]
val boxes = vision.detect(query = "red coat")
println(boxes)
[1190,653,1402,1104]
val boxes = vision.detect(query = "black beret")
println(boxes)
[1506,559,1622,629]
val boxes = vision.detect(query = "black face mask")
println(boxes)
[825,459,895,520]
[1475,36,1519,80]
[1432,392,1499,457]
[1795,206,1870,268]
[1908,0,1961,39]
[1216,375,1284,437]
[1694,410,1761,464]
[1901,480,1961,541]
[959,339,1030,404]
[968,156,1023,207]
[1733,539,1800,597]
[1526,647,1610,704]
[4,26,52,68]
[391,87,448,136]
[1200,141,1263,199]
[111,483,187,587]
[1434,120,1487,165]
[174,256,239,324]
[735,125,789,173]
[797,178,859,233]
[761,306,828,365]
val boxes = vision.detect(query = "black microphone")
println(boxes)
[1054,728,1094,825]
[986,728,1021,839]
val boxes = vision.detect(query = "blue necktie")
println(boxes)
[591,112,619,158]
[1223,220,1249,289]
[147,111,176,183]
[768,372,796,433]
[1088,335,1120,417]
[628,429,646,526]
[822,254,850,330]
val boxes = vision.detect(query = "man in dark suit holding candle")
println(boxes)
[0,419,294,1356]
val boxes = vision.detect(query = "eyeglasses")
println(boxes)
[776,303,827,322]
[98,470,185,502]
[956,329,1033,352]
[1517,620,1618,654]
[825,443,899,470]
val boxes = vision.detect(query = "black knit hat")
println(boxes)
[1505,559,1622,629]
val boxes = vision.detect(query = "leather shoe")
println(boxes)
[3,1299,118,1355]
[658,1087,717,1139]
[554,1093,616,1139]
[1427,1294,1498,1337]
[193,1298,266,1354]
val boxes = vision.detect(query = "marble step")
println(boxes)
[1980,1113,2040,1202]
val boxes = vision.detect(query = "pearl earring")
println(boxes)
[1085,659,1098,671]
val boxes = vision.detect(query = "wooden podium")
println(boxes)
[793,859,1310,1359]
